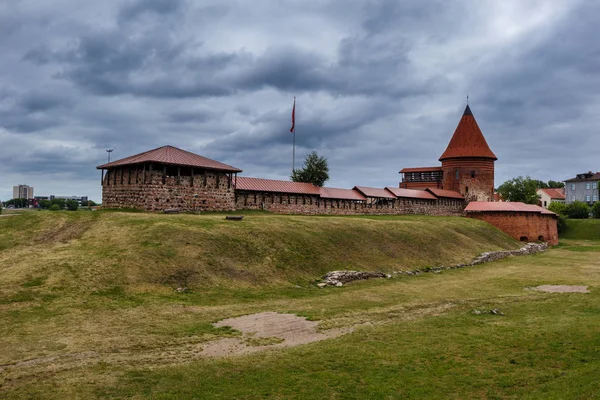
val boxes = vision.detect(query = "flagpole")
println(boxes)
[292,97,296,174]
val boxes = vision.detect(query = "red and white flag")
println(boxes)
[290,97,295,133]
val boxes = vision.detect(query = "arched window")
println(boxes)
[471,171,475,178]
[455,170,459,179]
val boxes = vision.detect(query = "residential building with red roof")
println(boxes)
[537,188,565,209]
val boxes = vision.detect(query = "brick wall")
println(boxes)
[235,190,465,216]
[441,158,495,202]
[466,211,559,245]
[102,167,235,211]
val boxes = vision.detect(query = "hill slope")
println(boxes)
[0,211,518,296]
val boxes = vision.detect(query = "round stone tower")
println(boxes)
[439,105,497,202]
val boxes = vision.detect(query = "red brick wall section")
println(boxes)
[102,168,235,211]
[441,158,495,202]
[466,211,559,245]
[235,190,465,216]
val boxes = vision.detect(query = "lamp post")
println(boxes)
[106,149,114,163]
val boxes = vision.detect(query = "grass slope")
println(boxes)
[2,213,598,399]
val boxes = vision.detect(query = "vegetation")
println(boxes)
[565,200,590,219]
[291,151,330,187]
[535,179,565,189]
[592,201,600,219]
[1,212,598,399]
[49,204,61,211]
[547,201,567,215]
[4,198,28,208]
[496,176,539,204]
[65,199,79,211]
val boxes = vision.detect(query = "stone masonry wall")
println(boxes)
[235,190,465,216]
[102,167,235,211]
[466,211,559,245]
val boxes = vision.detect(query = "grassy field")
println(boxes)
[0,211,598,399]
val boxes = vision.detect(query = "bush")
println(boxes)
[556,214,568,233]
[39,200,52,209]
[548,201,567,216]
[49,204,61,211]
[566,201,590,219]
[0,203,3,215]
[66,200,79,211]
[592,202,600,219]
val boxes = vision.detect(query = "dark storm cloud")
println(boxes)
[1,0,599,201]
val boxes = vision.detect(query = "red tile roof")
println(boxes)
[320,187,367,201]
[538,188,565,200]
[465,202,556,215]
[439,105,497,161]
[234,177,321,195]
[353,186,397,199]
[425,188,464,199]
[399,166,443,173]
[385,187,437,200]
[96,145,242,172]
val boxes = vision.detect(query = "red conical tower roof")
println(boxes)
[439,105,497,161]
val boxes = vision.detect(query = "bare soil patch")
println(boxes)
[530,285,590,293]
[203,312,352,358]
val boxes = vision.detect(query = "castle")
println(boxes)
[400,105,496,202]
[97,104,558,244]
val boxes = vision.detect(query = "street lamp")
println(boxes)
[106,149,114,162]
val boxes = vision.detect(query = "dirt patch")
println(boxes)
[530,285,590,293]
[203,312,352,357]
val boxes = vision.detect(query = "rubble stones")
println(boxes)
[317,243,547,287]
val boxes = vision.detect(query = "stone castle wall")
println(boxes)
[102,167,235,211]
[235,190,465,216]
[466,211,558,245]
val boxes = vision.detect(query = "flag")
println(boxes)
[290,98,295,133]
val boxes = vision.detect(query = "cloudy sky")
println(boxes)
[1,0,599,201]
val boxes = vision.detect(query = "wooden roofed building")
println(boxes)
[97,145,242,211]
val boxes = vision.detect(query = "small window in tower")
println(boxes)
[465,186,469,193]
[455,170,459,179]
[471,171,475,178]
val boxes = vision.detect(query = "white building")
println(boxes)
[13,185,34,199]
[537,188,565,209]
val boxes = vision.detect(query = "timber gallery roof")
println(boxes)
[96,145,242,172]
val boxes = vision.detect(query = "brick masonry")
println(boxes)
[234,190,465,216]
[102,167,236,211]
[466,211,559,245]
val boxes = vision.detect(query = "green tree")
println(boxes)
[566,201,590,219]
[87,200,98,207]
[51,198,66,209]
[547,201,567,216]
[49,204,61,211]
[547,180,565,189]
[39,200,52,209]
[497,176,539,204]
[0,202,2,215]
[534,180,549,189]
[291,151,330,187]
[66,200,79,211]
[592,201,600,219]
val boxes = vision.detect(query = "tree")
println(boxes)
[291,151,330,187]
[66,200,79,211]
[566,201,590,219]
[592,201,600,219]
[39,200,52,209]
[548,201,567,216]
[51,198,66,209]
[497,176,539,204]
[49,204,61,211]
[547,180,565,189]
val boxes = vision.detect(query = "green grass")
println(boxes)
[561,218,600,240]
[1,212,598,399]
